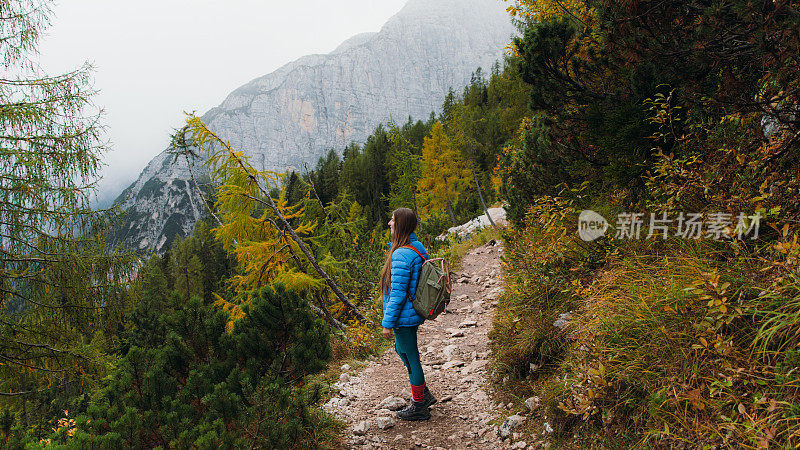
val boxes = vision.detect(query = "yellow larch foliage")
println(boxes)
[186,114,328,332]
[504,0,595,26]
[416,121,470,222]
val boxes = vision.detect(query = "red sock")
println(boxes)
[411,383,425,402]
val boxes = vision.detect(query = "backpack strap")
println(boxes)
[400,245,427,302]
[401,245,428,261]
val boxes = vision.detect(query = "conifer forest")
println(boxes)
[2,0,800,448]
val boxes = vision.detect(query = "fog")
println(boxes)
[38,0,407,207]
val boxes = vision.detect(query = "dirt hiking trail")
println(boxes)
[324,240,542,449]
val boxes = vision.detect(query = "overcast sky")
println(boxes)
[38,0,408,206]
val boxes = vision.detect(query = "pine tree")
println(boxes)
[449,100,496,228]
[385,123,422,213]
[60,285,331,448]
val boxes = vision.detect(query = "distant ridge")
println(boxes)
[112,0,516,253]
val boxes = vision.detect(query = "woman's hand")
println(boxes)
[382,327,393,339]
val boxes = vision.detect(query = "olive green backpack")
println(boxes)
[401,245,452,320]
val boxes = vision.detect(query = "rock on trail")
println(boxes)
[324,240,533,449]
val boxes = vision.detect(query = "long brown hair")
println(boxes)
[379,208,418,294]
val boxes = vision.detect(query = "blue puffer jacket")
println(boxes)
[381,232,429,329]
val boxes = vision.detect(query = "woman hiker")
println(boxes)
[380,207,437,421]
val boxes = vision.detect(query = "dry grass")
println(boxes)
[490,199,800,449]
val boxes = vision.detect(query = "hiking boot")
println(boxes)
[421,385,437,409]
[397,400,430,421]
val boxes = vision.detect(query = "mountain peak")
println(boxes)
[113,0,515,253]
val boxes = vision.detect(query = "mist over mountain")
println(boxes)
[112,0,516,253]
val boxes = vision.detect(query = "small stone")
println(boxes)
[498,415,526,438]
[459,375,478,385]
[471,390,488,403]
[339,373,350,383]
[553,311,571,330]
[543,422,554,433]
[459,319,478,328]
[442,344,459,360]
[474,276,482,283]
[511,441,528,449]
[394,435,404,441]
[525,396,541,411]
[341,363,351,371]
[440,395,453,402]
[377,396,407,411]
[352,420,370,436]
[507,402,514,408]
[352,436,366,445]
[449,329,465,338]
[376,416,395,430]
[442,360,466,370]
[463,360,487,375]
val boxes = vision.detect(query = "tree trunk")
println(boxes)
[446,198,457,226]
[303,162,329,221]
[312,291,345,330]
[443,177,458,226]
[280,232,346,330]
[469,155,496,228]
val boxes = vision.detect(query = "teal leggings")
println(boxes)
[394,325,425,386]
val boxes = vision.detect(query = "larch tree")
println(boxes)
[416,121,470,226]
[0,0,133,399]
[181,114,372,329]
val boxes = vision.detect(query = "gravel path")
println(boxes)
[324,241,536,449]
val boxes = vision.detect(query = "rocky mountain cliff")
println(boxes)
[112,0,516,253]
